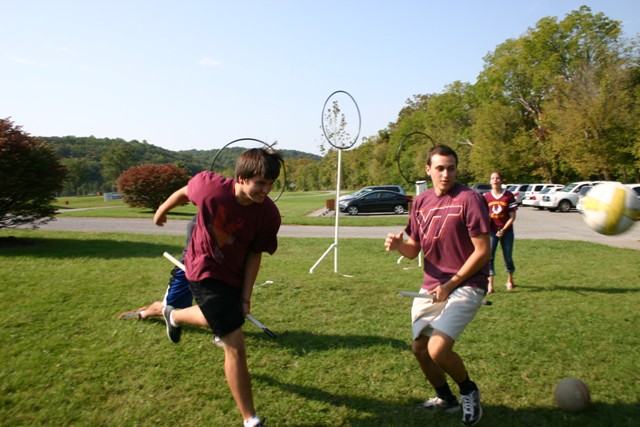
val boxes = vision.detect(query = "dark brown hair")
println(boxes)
[235,148,283,181]
[427,144,458,166]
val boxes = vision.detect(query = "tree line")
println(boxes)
[44,135,320,196]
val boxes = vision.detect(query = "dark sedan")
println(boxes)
[338,190,412,216]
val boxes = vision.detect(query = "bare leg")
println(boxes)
[412,335,448,388]
[139,301,163,319]
[487,276,494,294]
[427,331,468,384]
[171,305,209,328]
[170,305,257,421]
[220,327,256,421]
[506,272,514,290]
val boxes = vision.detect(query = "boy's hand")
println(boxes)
[385,232,403,252]
[153,211,167,226]
[430,284,451,302]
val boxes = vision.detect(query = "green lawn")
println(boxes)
[53,192,411,227]
[1,230,638,426]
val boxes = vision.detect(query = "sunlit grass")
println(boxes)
[1,230,639,426]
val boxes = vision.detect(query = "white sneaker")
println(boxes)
[416,396,460,413]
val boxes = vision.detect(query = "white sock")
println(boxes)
[169,312,179,328]
[244,415,261,427]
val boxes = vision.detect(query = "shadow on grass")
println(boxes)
[268,330,409,353]
[255,374,636,426]
[131,322,409,353]
[506,283,640,296]
[0,236,183,260]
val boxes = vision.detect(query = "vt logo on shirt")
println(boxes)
[418,205,464,241]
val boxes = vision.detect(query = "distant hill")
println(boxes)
[40,135,322,196]
[42,135,321,176]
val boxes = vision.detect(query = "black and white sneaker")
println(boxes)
[460,388,482,425]
[416,396,460,413]
[245,416,267,427]
[162,305,181,344]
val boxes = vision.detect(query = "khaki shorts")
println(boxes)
[411,286,484,341]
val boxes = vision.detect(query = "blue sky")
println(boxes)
[2,1,639,155]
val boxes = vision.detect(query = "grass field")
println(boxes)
[1,229,639,426]
[53,193,410,227]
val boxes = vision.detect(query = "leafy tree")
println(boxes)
[61,157,100,196]
[546,58,639,181]
[474,6,629,182]
[468,101,536,182]
[0,118,67,229]
[101,143,141,190]
[116,163,189,211]
[287,158,321,191]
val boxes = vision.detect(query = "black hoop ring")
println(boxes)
[210,138,286,202]
[321,90,361,150]
[396,132,435,184]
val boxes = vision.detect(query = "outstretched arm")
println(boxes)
[154,186,189,226]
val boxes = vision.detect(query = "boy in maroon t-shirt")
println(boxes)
[153,148,282,427]
[385,145,490,426]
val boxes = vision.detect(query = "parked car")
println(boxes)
[505,183,532,204]
[522,186,562,209]
[575,185,594,213]
[470,183,491,195]
[539,181,612,212]
[626,183,640,202]
[338,190,412,216]
[521,184,564,208]
[338,185,405,202]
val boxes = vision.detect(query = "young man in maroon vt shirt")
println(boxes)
[385,145,490,426]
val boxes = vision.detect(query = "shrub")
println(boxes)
[116,163,190,211]
[0,118,67,229]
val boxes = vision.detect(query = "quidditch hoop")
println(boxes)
[396,131,435,184]
[321,90,361,150]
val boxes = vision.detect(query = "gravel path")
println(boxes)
[29,207,640,250]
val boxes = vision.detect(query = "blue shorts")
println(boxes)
[162,215,197,309]
[162,267,193,309]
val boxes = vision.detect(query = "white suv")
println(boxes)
[521,184,564,208]
[505,184,531,204]
[539,181,609,212]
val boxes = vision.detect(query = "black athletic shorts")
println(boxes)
[188,278,244,337]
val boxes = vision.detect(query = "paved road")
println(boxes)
[31,207,640,250]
